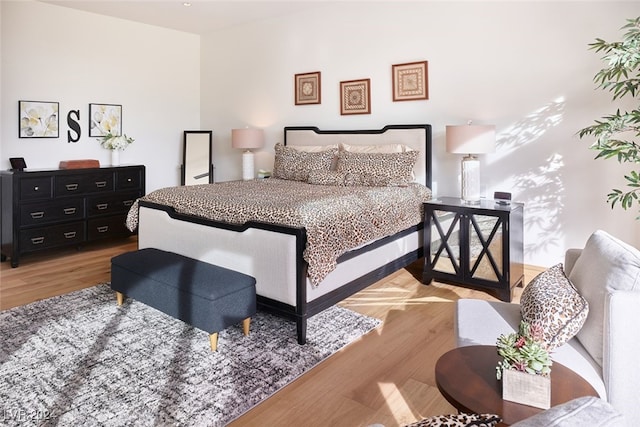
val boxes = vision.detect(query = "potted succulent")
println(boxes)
[496,320,552,409]
[100,132,134,166]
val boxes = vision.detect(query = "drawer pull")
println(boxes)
[123,200,134,207]
[95,181,107,188]
[63,207,76,215]
[97,226,109,233]
[127,178,133,182]
[64,231,77,239]
[33,186,39,191]
[96,203,108,210]
[65,183,79,191]
[30,211,45,219]
[31,237,45,245]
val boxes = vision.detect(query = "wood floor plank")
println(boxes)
[0,238,546,426]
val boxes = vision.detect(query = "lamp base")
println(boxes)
[242,150,255,180]
[460,155,481,202]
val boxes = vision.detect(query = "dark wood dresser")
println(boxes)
[1,165,145,267]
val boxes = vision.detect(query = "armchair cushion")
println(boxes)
[568,230,640,367]
[511,396,625,427]
[520,263,589,349]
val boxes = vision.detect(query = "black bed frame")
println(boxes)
[141,124,432,344]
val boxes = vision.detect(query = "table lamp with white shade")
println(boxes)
[231,128,264,180]
[446,122,496,203]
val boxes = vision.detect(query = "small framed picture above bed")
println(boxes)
[392,61,429,101]
[340,78,371,115]
[294,71,321,105]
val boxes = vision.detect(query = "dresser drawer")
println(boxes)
[19,176,53,201]
[20,199,85,226]
[19,222,85,252]
[86,192,139,217]
[116,168,143,190]
[55,171,114,196]
[88,215,132,240]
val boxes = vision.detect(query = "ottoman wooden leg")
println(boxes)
[116,292,124,306]
[242,318,251,336]
[209,332,219,351]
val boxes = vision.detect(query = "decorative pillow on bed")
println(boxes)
[307,171,392,187]
[340,142,412,153]
[402,413,501,427]
[336,150,418,185]
[289,144,339,152]
[520,263,589,350]
[273,143,337,181]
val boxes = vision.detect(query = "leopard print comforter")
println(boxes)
[126,179,431,287]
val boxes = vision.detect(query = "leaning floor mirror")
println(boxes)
[181,130,213,185]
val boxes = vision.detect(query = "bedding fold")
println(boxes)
[126,178,431,287]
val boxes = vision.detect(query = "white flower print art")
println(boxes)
[19,101,59,138]
[89,103,122,137]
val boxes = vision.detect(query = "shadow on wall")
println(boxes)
[491,98,566,257]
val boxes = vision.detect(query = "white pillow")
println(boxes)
[340,142,412,153]
[288,144,338,152]
[568,230,640,366]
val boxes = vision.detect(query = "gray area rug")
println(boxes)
[0,284,381,426]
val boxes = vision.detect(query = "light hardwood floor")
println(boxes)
[0,239,545,426]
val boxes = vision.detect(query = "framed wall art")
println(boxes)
[392,61,429,101]
[295,71,321,105]
[18,100,59,138]
[89,103,122,137]
[340,78,371,115]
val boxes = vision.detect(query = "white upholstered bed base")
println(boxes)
[138,206,422,307]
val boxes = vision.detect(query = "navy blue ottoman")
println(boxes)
[110,248,256,351]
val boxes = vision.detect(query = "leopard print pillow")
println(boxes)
[402,413,501,427]
[307,171,392,187]
[273,143,337,181]
[520,263,589,350]
[336,150,418,185]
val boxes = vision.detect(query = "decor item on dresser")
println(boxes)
[18,100,59,138]
[340,78,371,115]
[392,61,429,101]
[59,159,100,169]
[0,165,145,267]
[232,128,264,180]
[446,122,495,202]
[9,157,27,171]
[100,132,134,166]
[496,320,552,409]
[89,103,122,137]
[128,124,432,344]
[294,71,321,105]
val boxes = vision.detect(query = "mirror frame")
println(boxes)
[181,130,213,185]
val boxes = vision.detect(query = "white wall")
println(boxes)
[200,1,640,267]
[0,1,201,192]
[3,1,639,268]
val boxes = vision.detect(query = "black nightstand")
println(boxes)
[422,197,524,302]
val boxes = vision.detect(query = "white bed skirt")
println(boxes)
[138,205,422,307]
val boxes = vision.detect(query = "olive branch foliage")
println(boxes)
[577,17,640,213]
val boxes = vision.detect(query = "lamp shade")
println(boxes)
[231,128,264,150]
[446,124,496,154]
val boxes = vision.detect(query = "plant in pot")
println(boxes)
[496,320,552,409]
[577,17,640,213]
[100,133,134,166]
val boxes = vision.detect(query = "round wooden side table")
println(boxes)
[435,345,599,425]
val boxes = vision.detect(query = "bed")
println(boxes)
[130,124,433,344]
